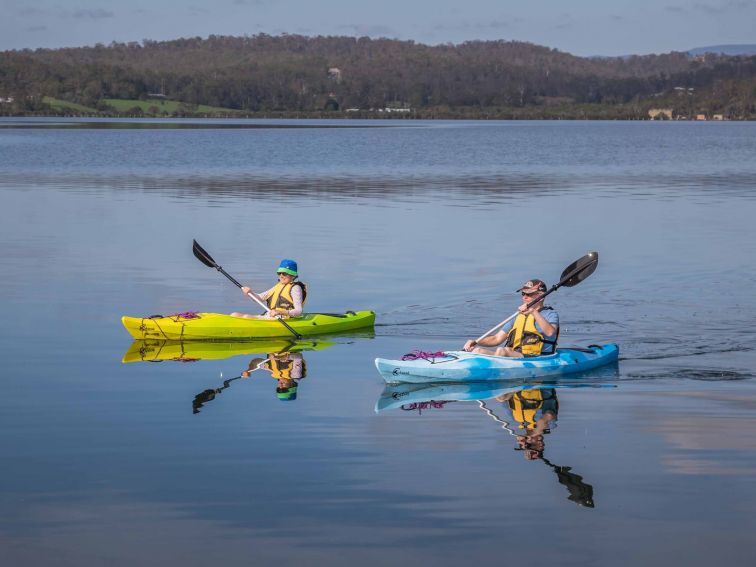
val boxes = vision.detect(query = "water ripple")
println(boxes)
[2,171,755,204]
[624,368,752,382]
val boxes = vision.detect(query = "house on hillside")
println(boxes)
[328,67,342,83]
[648,108,673,120]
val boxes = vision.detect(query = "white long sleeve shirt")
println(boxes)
[259,284,304,317]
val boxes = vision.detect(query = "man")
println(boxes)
[463,279,559,357]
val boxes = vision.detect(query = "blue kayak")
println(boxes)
[376,379,617,413]
[375,344,619,383]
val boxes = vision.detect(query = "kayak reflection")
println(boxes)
[377,379,618,508]
[121,338,333,363]
[121,339,333,413]
[193,349,309,413]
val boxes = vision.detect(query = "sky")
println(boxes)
[1,0,755,57]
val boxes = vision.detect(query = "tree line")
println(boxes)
[1,34,754,118]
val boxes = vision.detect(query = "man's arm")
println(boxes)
[531,309,557,337]
[463,329,508,351]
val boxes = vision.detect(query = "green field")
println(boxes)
[101,98,243,115]
[40,96,244,116]
[42,97,99,113]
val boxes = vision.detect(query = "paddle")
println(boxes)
[192,239,302,339]
[478,398,594,507]
[192,376,242,414]
[192,359,270,414]
[471,251,599,346]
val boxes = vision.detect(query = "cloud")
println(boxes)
[15,6,115,22]
[71,9,115,20]
[26,25,48,32]
[432,19,522,33]
[702,0,756,13]
[337,24,398,37]
[18,7,45,17]
[665,1,756,15]
[473,20,520,31]
[233,0,272,5]
[552,13,573,31]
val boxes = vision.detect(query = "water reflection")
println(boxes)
[0,121,377,130]
[5,170,755,203]
[122,338,333,363]
[479,389,595,508]
[377,380,618,507]
[193,350,309,413]
[122,339,330,412]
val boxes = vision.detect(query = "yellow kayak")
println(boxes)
[122,338,334,363]
[121,310,376,340]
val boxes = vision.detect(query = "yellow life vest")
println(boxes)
[268,354,307,380]
[266,281,308,312]
[505,308,557,356]
[508,389,558,430]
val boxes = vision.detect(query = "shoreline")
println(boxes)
[0,112,748,122]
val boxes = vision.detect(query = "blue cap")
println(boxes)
[276,385,298,400]
[277,259,298,276]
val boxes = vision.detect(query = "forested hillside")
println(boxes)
[1,35,754,118]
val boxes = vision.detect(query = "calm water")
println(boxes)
[1,118,756,566]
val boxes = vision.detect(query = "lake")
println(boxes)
[1,118,755,566]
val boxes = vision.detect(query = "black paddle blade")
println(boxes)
[553,465,595,508]
[192,239,217,268]
[558,251,599,288]
[192,388,218,414]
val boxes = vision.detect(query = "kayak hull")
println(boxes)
[375,344,619,383]
[122,310,375,340]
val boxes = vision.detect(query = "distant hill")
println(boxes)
[1,35,755,119]
[688,44,756,56]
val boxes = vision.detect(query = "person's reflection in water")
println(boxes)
[500,390,560,463]
[493,388,595,508]
[193,350,306,413]
[243,351,306,401]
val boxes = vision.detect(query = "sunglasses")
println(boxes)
[277,272,290,277]
[521,290,542,297]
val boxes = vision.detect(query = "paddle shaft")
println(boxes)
[243,357,273,377]
[213,264,272,313]
[221,359,272,388]
[472,254,596,345]
[192,360,268,414]
[193,240,302,339]
[473,284,558,344]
